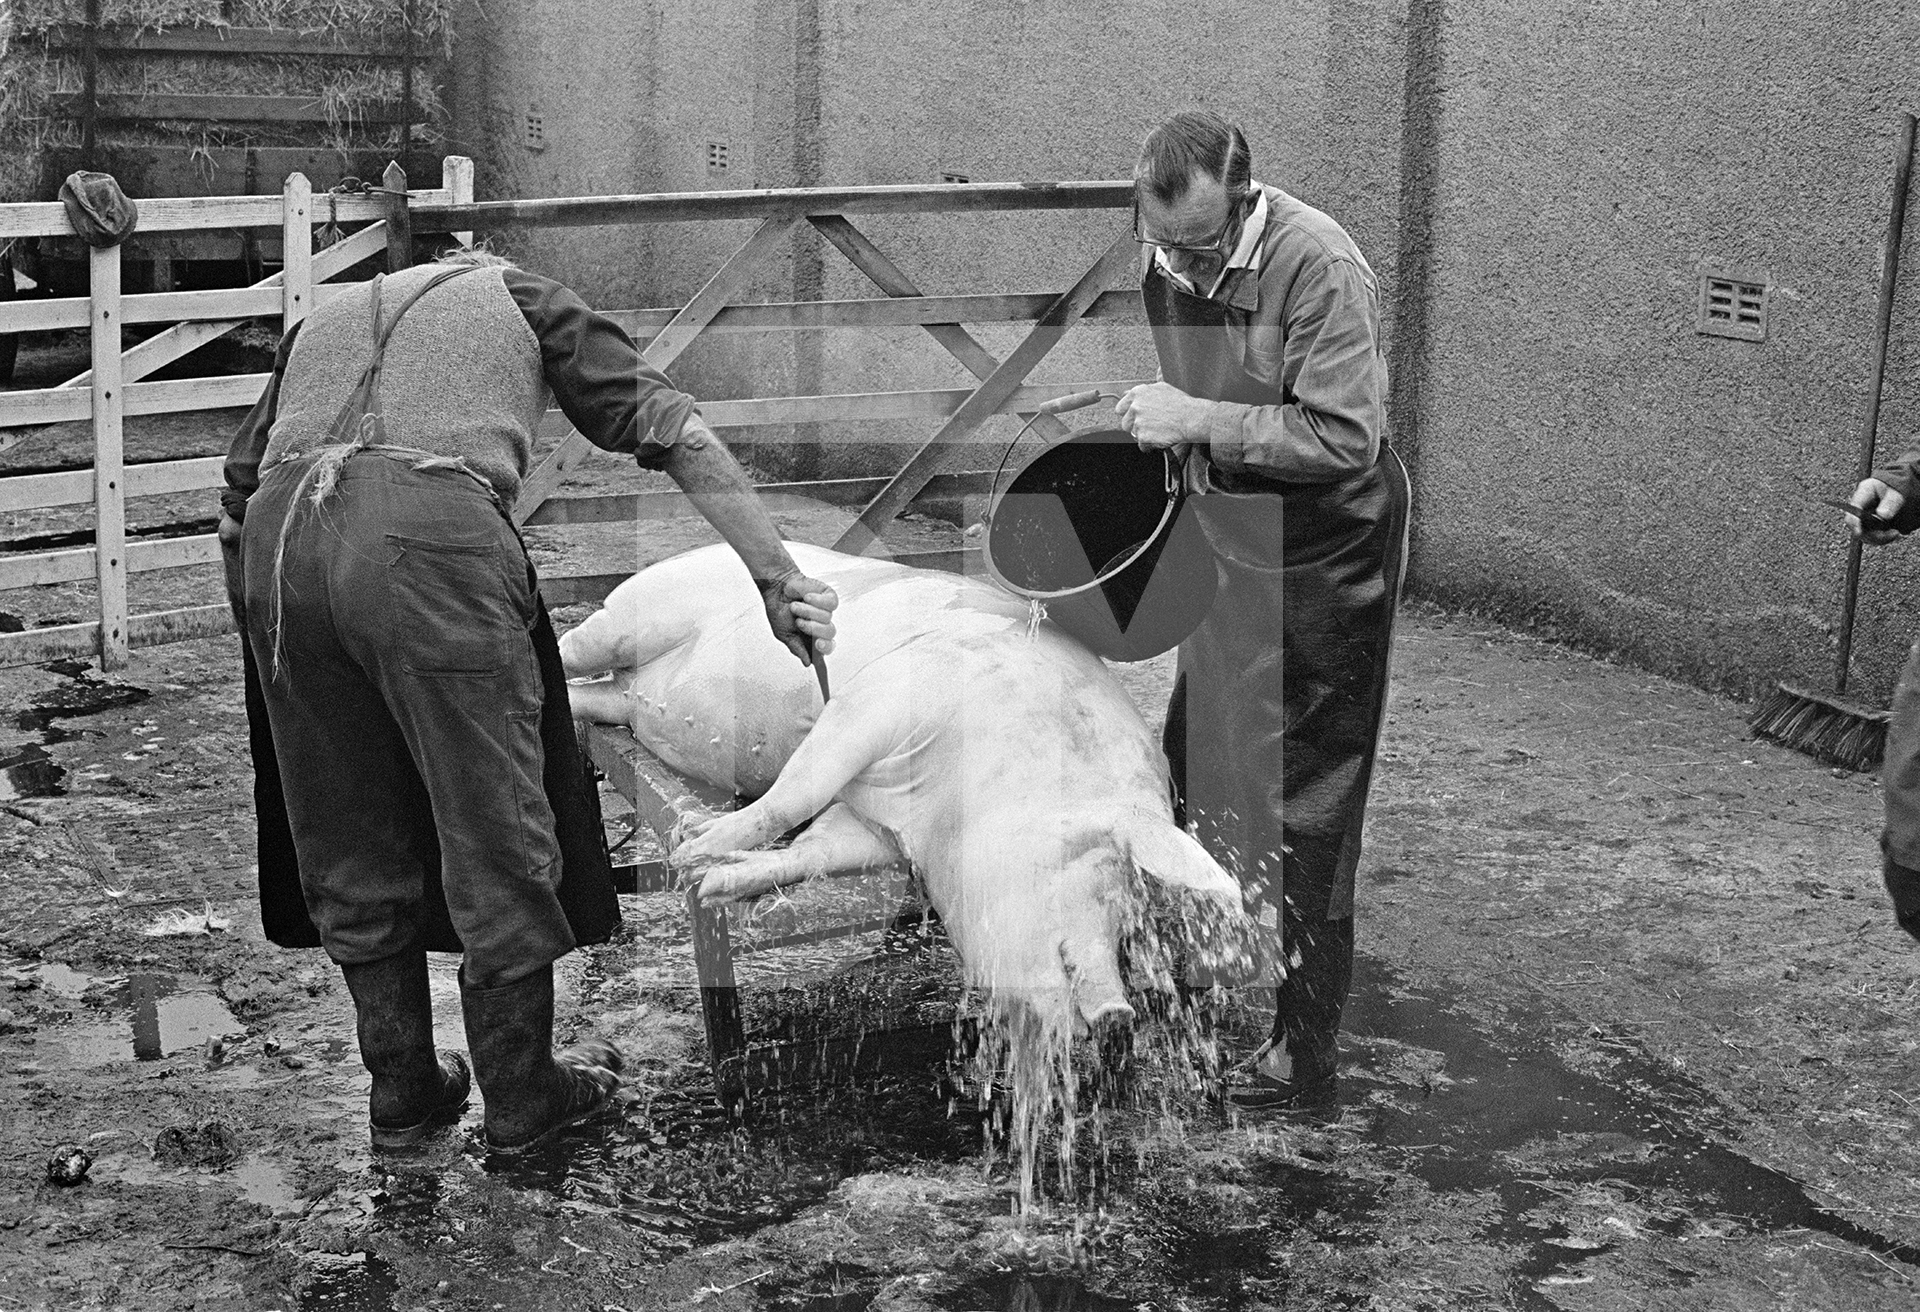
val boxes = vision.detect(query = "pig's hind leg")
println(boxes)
[673,698,895,871]
[564,676,634,727]
[692,803,903,903]
[557,594,695,679]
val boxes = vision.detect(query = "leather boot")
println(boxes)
[458,963,624,1153]
[339,949,470,1148]
[1884,857,1920,942]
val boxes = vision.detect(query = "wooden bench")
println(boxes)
[578,722,966,1106]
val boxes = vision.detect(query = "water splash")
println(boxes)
[954,867,1271,1218]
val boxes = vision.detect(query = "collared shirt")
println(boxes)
[1153,187,1271,300]
[1142,182,1386,484]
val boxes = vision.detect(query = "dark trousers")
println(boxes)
[241,454,576,988]
[1882,633,1920,940]
[1166,450,1410,1061]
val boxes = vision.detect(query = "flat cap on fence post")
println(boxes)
[58,171,138,248]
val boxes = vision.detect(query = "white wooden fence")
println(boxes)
[0,157,1144,670]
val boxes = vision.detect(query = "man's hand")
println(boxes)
[1849,478,1906,546]
[1116,382,1212,453]
[756,570,838,665]
[217,512,245,618]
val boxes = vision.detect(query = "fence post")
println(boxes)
[282,172,313,330]
[383,160,413,272]
[89,243,129,670]
[444,155,474,249]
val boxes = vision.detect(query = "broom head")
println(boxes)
[1749,682,1891,773]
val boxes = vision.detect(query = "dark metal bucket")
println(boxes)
[982,427,1217,662]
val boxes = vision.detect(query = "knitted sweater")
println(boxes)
[223,263,698,519]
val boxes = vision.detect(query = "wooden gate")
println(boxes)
[0,159,1145,670]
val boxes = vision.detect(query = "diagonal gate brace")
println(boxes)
[831,229,1138,556]
[808,214,1071,445]
[512,209,804,525]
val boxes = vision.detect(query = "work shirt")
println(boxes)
[1146,182,1387,485]
[222,264,698,523]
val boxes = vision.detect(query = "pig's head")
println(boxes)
[948,812,1272,1044]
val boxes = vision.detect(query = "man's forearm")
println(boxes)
[1205,399,1380,481]
[661,423,800,582]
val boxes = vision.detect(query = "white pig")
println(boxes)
[560,542,1260,1042]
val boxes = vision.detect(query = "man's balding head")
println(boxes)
[1134,111,1251,205]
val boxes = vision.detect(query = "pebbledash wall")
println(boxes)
[1405,1,1920,704]
[445,0,1920,704]
[440,0,1410,481]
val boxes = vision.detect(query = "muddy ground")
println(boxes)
[3,398,1920,1311]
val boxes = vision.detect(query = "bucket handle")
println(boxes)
[985,389,1179,520]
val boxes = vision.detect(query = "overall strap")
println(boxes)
[326,263,485,445]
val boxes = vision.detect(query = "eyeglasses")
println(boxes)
[1131,194,1250,256]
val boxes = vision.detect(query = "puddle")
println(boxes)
[53,972,242,1064]
[939,1275,1133,1312]
[110,1151,300,1213]
[1,671,152,800]
[921,953,1920,1310]
[0,741,65,799]
[294,1250,398,1312]
[35,962,101,998]
[16,673,151,734]
[232,1156,303,1214]
[1319,954,1920,1303]
[763,1269,1136,1312]
[501,1074,987,1261]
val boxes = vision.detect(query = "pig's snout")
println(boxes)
[1059,933,1135,1036]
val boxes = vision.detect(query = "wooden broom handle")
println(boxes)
[1835,111,1916,694]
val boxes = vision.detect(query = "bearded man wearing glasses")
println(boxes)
[1116,110,1412,1110]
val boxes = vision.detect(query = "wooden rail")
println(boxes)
[40,24,442,60]
[412,181,1135,232]
[0,165,1142,670]
[33,21,446,166]
[54,93,417,125]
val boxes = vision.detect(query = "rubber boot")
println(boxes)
[1250,912,1350,1103]
[458,963,624,1153]
[1227,837,1352,1111]
[339,949,470,1149]
[1884,857,1920,942]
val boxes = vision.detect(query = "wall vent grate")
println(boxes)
[706,142,730,174]
[1697,275,1768,341]
[941,171,970,184]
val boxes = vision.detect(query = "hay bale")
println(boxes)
[0,1,454,203]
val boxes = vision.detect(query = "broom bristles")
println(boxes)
[1749,682,1891,773]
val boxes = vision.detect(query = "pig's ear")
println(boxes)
[1123,818,1281,989]
[1123,818,1243,906]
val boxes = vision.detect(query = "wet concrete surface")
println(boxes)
[5,603,1920,1309]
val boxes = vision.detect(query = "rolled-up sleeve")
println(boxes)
[503,267,697,470]
[1205,257,1385,482]
[221,321,301,523]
